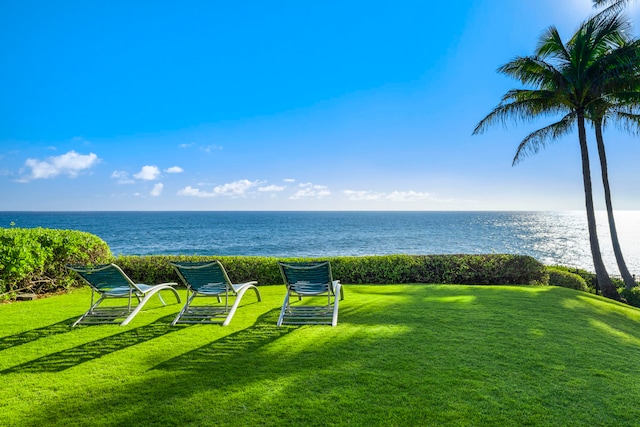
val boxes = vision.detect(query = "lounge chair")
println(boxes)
[277,261,343,327]
[68,263,181,327]
[170,261,261,326]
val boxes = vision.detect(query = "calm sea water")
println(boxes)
[2,211,639,275]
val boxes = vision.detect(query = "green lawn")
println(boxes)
[2,284,640,426]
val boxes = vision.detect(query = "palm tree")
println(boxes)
[583,12,640,290]
[593,0,634,16]
[473,14,639,300]
[594,0,633,8]
[591,97,640,290]
[511,32,640,291]
[594,0,640,293]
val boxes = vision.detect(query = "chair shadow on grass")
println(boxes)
[1,315,182,374]
[0,317,79,351]
[154,308,298,371]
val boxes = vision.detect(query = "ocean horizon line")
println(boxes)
[3,209,638,214]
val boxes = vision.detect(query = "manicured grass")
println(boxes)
[2,284,640,426]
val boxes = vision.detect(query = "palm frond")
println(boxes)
[473,90,567,135]
[498,56,556,86]
[476,6,640,163]
[512,113,576,165]
[613,110,640,134]
[562,13,634,97]
[593,0,630,5]
[537,26,571,62]
[606,90,640,106]
[593,0,632,18]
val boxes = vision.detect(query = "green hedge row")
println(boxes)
[0,228,111,296]
[547,267,589,292]
[0,228,570,299]
[114,253,548,287]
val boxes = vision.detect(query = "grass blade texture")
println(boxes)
[1,284,640,426]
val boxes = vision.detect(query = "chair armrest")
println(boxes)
[332,281,344,300]
[157,282,178,287]
[230,281,258,292]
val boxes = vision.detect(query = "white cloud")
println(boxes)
[150,182,164,196]
[290,183,331,199]
[258,185,285,192]
[111,170,134,184]
[343,190,385,201]
[177,186,214,198]
[386,190,433,202]
[178,179,263,198]
[22,150,99,181]
[179,143,196,148]
[213,179,262,196]
[283,178,296,183]
[165,166,183,174]
[134,165,160,180]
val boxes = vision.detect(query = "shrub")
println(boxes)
[620,287,640,308]
[0,231,550,299]
[115,255,283,286]
[547,267,589,292]
[0,228,112,296]
[548,265,597,292]
[115,254,547,287]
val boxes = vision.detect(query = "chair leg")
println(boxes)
[331,294,340,327]
[71,296,106,327]
[121,285,181,326]
[172,291,196,326]
[222,285,262,326]
[332,283,342,326]
[277,292,291,327]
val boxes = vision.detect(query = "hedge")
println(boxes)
[547,267,589,292]
[9,227,640,307]
[547,265,597,291]
[0,228,552,299]
[113,254,548,287]
[0,228,111,296]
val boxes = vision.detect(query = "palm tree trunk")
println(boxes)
[594,121,636,290]
[577,113,620,300]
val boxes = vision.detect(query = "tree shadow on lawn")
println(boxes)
[154,308,298,371]
[12,285,640,426]
[0,317,79,351]
[18,287,631,427]
[1,315,183,374]
[21,308,421,427]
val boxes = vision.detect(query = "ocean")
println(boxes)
[2,211,640,275]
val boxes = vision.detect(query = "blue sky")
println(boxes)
[1,0,639,211]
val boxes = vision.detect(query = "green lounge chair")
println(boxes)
[277,261,343,327]
[68,263,181,327]
[170,261,261,326]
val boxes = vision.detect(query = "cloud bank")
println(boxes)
[21,150,99,181]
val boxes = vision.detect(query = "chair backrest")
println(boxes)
[170,261,231,294]
[67,264,134,292]
[278,261,333,294]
